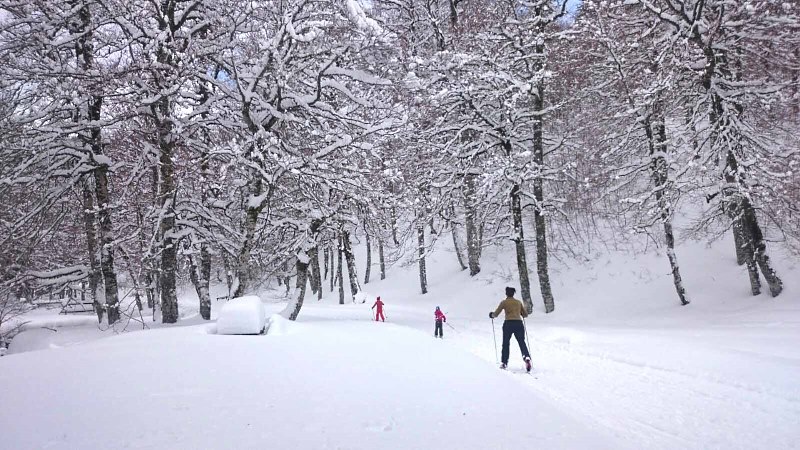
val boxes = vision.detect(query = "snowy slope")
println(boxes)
[0,311,618,450]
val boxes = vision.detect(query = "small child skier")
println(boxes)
[434,306,446,338]
[372,296,385,322]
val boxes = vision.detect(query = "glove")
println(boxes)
[489,312,494,319]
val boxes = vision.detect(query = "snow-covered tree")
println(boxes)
[0,0,124,323]
[629,0,800,297]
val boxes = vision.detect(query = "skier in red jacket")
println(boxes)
[372,297,385,322]
[434,306,446,338]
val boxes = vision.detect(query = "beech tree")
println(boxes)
[577,0,691,305]
[0,0,123,323]
[629,0,799,297]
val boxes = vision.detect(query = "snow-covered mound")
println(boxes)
[0,318,616,449]
[216,296,267,335]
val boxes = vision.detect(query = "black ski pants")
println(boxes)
[435,320,443,337]
[501,320,529,364]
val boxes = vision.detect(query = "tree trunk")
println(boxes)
[310,246,322,301]
[744,242,762,295]
[157,95,179,323]
[732,221,747,266]
[532,181,553,314]
[308,247,319,295]
[341,230,361,302]
[288,219,322,316]
[139,204,157,310]
[286,258,309,321]
[742,199,783,297]
[364,227,372,285]
[648,109,690,305]
[195,76,213,320]
[378,239,386,280]
[323,247,329,282]
[464,173,481,276]
[189,245,211,320]
[92,108,120,325]
[722,152,763,296]
[70,0,118,324]
[330,244,336,293]
[337,236,345,304]
[531,79,554,313]
[234,202,260,299]
[221,254,234,298]
[510,183,533,313]
[73,3,120,325]
[280,260,290,296]
[450,219,467,271]
[82,178,103,324]
[391,206,400,246]
[664,222,689,304]
[159,223,179,323]
[144,264,155,310]
[417,217,428,295]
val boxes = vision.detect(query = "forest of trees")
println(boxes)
[1,0,798,330]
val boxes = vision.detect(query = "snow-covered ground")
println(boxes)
[0,307,615,449]
[1,233,799,449]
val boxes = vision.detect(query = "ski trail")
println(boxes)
[525,339,799,450]
[383,310,800,450]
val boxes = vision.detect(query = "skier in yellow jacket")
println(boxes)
[489,287,532,371]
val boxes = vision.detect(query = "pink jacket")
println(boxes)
[434,309,446,322]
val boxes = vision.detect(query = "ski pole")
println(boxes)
[443,312,457,332]
[523,316,532,352]
[491,317,499,364]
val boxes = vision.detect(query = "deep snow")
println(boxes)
[1,232,799,449]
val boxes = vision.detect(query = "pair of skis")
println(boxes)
[501,365,536,378]
[501,357,532,373]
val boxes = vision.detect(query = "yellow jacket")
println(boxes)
[492,297,528,321]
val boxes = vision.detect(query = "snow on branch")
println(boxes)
[23,265,88,287]
[344,0,383,36]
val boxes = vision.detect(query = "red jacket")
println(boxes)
[435,309,446,322]
[372,299,384,311]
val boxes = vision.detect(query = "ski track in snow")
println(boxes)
[381,309,800,450]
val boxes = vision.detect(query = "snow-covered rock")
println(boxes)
[216,296,266,335]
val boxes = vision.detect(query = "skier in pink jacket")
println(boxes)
[372,297,385,322]
[434,306,446,338]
